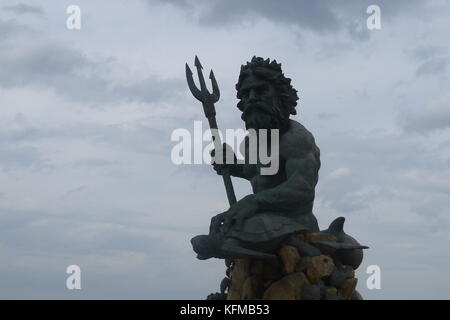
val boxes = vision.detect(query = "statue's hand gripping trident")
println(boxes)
[185,56,237,209]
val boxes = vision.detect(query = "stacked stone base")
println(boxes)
[215,232,362,300]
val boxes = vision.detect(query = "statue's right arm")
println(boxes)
[211,142,251,180]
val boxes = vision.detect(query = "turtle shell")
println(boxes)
[225,213,310,246]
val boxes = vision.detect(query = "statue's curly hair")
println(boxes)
[236,56,299,118]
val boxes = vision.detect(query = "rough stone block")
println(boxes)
[339,278,358,300]
[241,275,263,300]
[263,272,309,300]
[278,245,300,274]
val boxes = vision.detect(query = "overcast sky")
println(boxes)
[0,0,449,299]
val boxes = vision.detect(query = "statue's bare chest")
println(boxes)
[244,162,286,193]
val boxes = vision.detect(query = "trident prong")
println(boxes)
[185,63,202,101]
[209,70,220,101]
[186,56,219,104]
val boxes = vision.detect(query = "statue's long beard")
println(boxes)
[244,104,284,131]
[245,112,273,130]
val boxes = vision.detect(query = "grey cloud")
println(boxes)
[73,159,119,169]
[401,170,450,196]
[157,0,191,8]
[2,3,44,15]
[0,116,173,174]
[316,128,447,221]
[0,207,162,255]
[313,40,355,59]
[318,112,338,119]
[149,0,423,39]
[0,143,49,171]
[415,58,447,77]
[398,97,450,133]
[114,77,185,105]
[323,192,369,213]
[405,45,448,77]
[0,125,77,144]
[1,42,89,80]
[0,209,158,260]
[346,19,370,42]
[321,131,439,170]
[0,117,173,177]
[0,19,29,41]
[59,186,88,200]
[0,122,52,171]
[0,207,41,231]
[408,45,448,61]
[150,0,338,32]
[199,0,339,32]
[91,123,172,155]
[0,41,183,105]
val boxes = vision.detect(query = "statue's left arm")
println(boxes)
[254,145,319,212]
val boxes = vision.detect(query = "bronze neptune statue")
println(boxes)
[186,56,367,269]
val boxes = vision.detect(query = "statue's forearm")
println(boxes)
[253,176,314,212]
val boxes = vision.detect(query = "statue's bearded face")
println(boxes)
[238,72,282,131]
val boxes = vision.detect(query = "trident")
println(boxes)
[185,56,237,206]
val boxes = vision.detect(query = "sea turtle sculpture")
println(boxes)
[192,215,367,264]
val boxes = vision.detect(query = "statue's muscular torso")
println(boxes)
[238,119,321,216]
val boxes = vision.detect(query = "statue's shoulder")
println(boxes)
[280,120,320,160]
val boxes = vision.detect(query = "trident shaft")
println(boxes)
[186,56,237,206]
